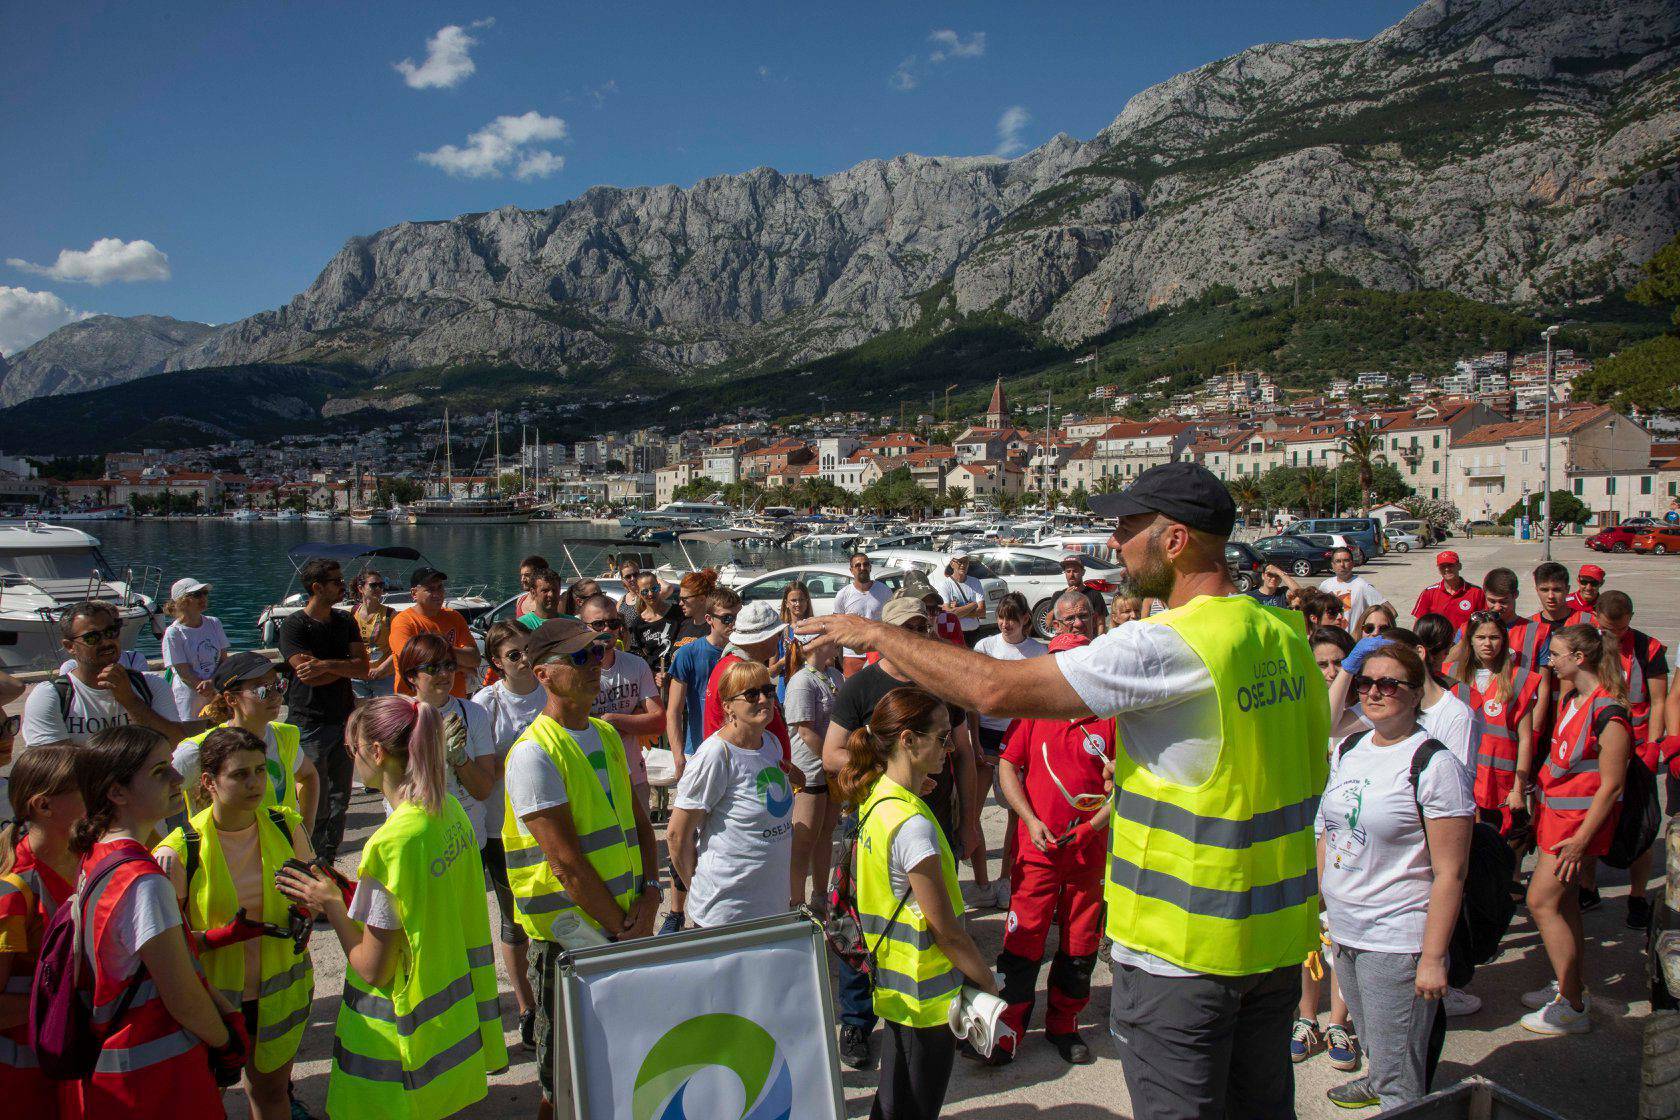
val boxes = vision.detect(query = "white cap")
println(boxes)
[171,577,210,600]
[731,601,784,645]
[949,550,970,562]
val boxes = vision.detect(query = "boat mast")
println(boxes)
[494,411,501,499]
[443,408,453,501]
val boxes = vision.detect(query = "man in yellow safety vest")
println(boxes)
[801,461,1329,1120]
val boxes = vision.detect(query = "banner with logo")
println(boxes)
[554,911,845,1120]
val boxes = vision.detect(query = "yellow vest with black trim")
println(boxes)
[176,720,302,817]
[1105,594,1329,976]
[856,774,965,1027]
[328,796,506,1120]
[155,803,314,1072]
[500,714,642,942]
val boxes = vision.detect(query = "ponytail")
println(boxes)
[1,744,79,874]
[347,696,446,814]
[834,687,947,808]
[70,726,170,856]
[200,689,237,725]
[1555,623,1627,704]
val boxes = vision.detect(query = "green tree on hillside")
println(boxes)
[1575,233,1680,412]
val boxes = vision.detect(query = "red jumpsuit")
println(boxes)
[996,713,1113,1049]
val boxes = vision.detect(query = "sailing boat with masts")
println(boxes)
[410,410,533,525]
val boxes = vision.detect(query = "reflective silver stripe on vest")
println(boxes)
[333,1027,484,1089]
[478,998,502,1023]
[1541,793,1596,811]
[466,944,494,969]
[503,844,546,870]
[94,979,159,1024]
[576,825,625,855]
[258,1003,312,1043]
[343,973,475,1037]
[515,888,575,916]
[1109,856,1318,919]
[1112,790,1319,851]
[1476,753,1518,773]
[872,963,961,1001]
[93,1027,200,1072]
[859,912,936,951]
[1480,723,1516,742]
[0,881,19,901]
[259,958,313,998]
[0,1035,38,1069]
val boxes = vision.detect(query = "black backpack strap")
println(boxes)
[266,807,296,854]
[181,817,201,887]
[54,677,73,724]
[1407,739,1451,838]
[126,670,152,707]
[1335,729,1370,764]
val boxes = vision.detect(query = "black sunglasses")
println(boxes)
[496,647,528,664]
[72,624,123,644]
[414,661,458,676]
[710,612,737,625]
[1361,622,1392,635]
[542,641,610,668]
[1,714,18,739]
[1352,675,1412,698]
[728,686,775,703]
[587,618,624,631]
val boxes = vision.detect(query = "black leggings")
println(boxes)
[871,1019,956,1120]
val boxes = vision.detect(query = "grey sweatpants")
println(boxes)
[1334,945,1439,1110]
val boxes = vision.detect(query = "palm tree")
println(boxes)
[1339,426,1383,515]
[1094,473,1125,495]
[1227,477,1264,526]
[1297,467,1330,516]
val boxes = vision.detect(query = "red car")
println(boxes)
[1588,525,1642,553]
[1631,527,1680,555]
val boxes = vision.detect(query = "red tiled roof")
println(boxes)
[1453,404,1613,448]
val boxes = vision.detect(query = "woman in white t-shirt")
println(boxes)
[1316,641,1473,1112]
[399,634,497,848]
[668,660,794,928]
[160,578,229,718]
[971,592,1047,907]
[783,634,843,911]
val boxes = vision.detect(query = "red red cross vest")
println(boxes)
[1518,610,1592,668]
[1465,666,1542,812]
[79,838,222,1120]
[1615,628,1666,768]
[0,837,72,1117]
[1537,689,1627,856]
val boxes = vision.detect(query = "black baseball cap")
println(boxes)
[409,566,448,587]
[1087,461,1236,537]
[212,651,278,691]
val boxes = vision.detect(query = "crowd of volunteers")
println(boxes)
[0,473,1666,1120]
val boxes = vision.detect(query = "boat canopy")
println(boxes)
[284,542,424,567]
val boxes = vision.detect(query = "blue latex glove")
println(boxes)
[1341,635,1391,676]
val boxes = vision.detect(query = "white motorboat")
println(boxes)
[53,505,130,521]
[272,509,303,523]
[230,508,262,522]
[256,542,492,645]
[0,521,160,672]
[304,509,337,522]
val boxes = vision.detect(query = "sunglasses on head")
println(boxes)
[710,612,737,625]
[414,661,458,677]
[72,624,123,644]
[728,686,775,703]
[1467,610,1504,626]
[1353,674,1412,698]
[586,617,624,631]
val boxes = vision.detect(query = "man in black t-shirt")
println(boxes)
[277,558,367,864]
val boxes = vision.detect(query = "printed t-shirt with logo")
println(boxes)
[1000,714,1114,859]
[591,650,659,787]
[161,616,230,717]
[1411,581,1487,634]
[1315,729,1474,953]
[671,729,794,927]
[388,606,475,697]
[20,670,179,747]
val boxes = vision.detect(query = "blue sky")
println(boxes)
[0,0,1421,354]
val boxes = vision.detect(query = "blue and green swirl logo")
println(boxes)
[632,1013,792,1120]
[755,767,793,818]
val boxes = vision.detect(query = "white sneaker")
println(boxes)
[1521,981,1592,1011]
[1443,987,1481,1018]
[967,882,997,908]
[1520,997,1591,1035]
[990,880,1011,910]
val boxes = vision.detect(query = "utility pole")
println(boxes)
[1042,387,1053,505]
[1542,324,1560,560]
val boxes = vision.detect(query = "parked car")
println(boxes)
[733,563,907,612]
[1224,542,1265,594]
[1632,527,1680,555]
[1385,518,1444,546]
[863,549,1008,625]
[961,546,1123,638]
[1462,519,1499,535]
[1621,516,1661,534]
[1588,525,1643,553]
[1383,527,1421,553]
[1251,533,1339,577]
[1282,517,1387,560]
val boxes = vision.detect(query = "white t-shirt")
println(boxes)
[88,870,182,982]
[592,651,658,788]
[1316,729,1475,953]
[783,665,841,785]
[349,874,403,930]
[471,679,547,837]
[672,730,793,928]
[57,650,147,677]
[937,574,987,631]
[1353,689,1482,774]
[886,812,942,900]
[505,720,618,840]
[831,582,892,656]
[172,723,304,810]
[161,616,230,717]
[973,634,1048,729]
[1318,575,1384,624]
[21,670,179,747]
[437,697,497,848]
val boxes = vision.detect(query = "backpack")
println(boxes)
[823,798,912,986]
[54,670,153,723]
[28,850,152,1080]
[1338,733,1517,987]
[1604,753,1660,870]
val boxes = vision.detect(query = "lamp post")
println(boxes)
[1542,324,1560,560]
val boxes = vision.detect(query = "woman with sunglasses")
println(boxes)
[1354,603,1398,641]
[772,582,814,702]
[470,621,543,1049]
[672,568,720,648]
[626,571,684,677]
[351,571,396,702]
[837,686,999,1120]
[667,660,794,930]
[398,634,498,856]
[1446,611,1542,838]
[161,577,229,718]
[1317,641,1473,1110]
[661,582,734,933]
[173,652,320,829]
[1521,624,1631,1036]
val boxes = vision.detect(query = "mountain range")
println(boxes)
[3,0,1677,418]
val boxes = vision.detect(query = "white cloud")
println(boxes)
[394,19,493,90]
[0,287,95,356]
[889,56,919,91]
[757,65,771,80]
[994,105,1031,157]
[417,111,568,179]
[7,238,171,285]
[928,29,986,62]
[586,79,618,108]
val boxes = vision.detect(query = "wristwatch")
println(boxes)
[636,877,660,896]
